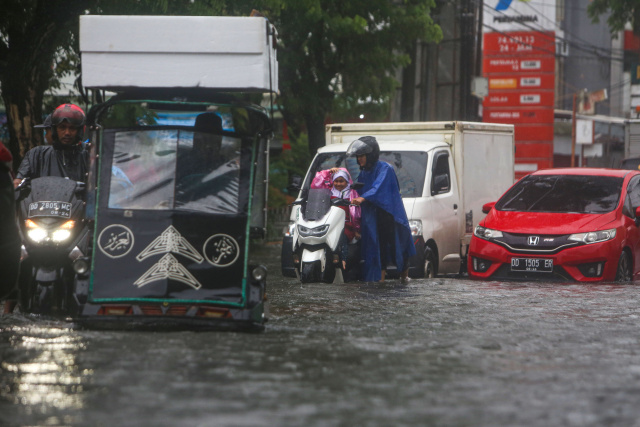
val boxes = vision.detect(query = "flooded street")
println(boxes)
[3,243,640,426]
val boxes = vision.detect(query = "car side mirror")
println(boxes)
[482,202,496,214]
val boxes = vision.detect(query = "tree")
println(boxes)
[0,0,228,169]
[588,0,640,36]
[1,0,441,166]
[0,0,91,167]
[263,0,442,155]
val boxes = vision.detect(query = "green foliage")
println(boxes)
[269,132,312,207]
[588,0,640,36]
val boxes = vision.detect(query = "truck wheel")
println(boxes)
[424,249,436,279]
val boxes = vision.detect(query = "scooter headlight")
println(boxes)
[298,224,330,237]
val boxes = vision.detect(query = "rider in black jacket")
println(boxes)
[14,104,88,187]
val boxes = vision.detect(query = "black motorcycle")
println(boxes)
[16,176,89,314]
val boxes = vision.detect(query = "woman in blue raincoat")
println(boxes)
[348,136,416,282]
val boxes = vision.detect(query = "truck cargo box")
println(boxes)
[80,15,278,92]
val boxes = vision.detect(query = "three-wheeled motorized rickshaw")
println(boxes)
[70,90,272,330]
[15,15,278,331]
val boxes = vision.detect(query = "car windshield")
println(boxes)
[306,151,428,198]
[495,174,623,214]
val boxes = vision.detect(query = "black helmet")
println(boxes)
[51,103,86,144]
[347,136,379,169]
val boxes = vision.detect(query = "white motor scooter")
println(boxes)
[291,188,359,283]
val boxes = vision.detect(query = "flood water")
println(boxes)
[3,243,640,426]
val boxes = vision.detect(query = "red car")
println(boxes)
[468,168,640,282]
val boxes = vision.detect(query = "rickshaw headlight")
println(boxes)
[251,266,267,282]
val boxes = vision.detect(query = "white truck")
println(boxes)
[284,121,515,278]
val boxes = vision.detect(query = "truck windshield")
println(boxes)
[495,174,623,214]
[307,151,428,198]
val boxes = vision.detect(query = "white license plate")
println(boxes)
[511,257,553,273]
[28,201,72,218]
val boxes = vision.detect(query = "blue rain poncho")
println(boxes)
[357,160,416,281]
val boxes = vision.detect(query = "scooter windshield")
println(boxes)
[303,188,332,221]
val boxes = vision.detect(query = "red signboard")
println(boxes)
[483,56,555,74]
[515,141,554,158]
[484,108,554,124]
[483,29,556,173]
[483,91,555,108]
[514,124,555,141]
[483,31,556,56]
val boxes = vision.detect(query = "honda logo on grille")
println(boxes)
[528,236,540,245]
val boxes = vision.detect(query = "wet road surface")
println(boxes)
[3,243,640,426]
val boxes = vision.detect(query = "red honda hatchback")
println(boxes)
[468,168,640,282]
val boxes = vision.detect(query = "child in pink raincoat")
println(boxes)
[311,167,361,269]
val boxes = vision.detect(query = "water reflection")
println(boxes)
[0,317,90,424]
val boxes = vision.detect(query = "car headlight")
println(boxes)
[409,220,422,236]
[568,228,616,244]
[298,224,329,237]
[474,225,503,239]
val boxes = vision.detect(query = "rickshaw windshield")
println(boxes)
[108,129,243,214]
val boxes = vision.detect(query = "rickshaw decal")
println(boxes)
[134,253,202,290]
[98,224,135,258]
[136,225,203,263]
[203,234,240,267]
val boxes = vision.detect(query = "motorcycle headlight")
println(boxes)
[298,224,330,237]
[52,229,72,242]
[26,227,48,243]
[568,228,616,244]
[474,225,503,239]
[409,220,423,237]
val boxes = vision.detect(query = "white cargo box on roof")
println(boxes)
[79,15,278,92]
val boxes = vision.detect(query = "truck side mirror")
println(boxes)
[432,174,450,195]
[287,174,303,195]
[482,202,496,214]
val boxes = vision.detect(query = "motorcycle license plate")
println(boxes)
[511,257,553,273]
[28,201,72,218]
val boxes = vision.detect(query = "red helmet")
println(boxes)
[51,104,86,144]
[52,103,85,127]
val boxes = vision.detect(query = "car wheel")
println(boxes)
[615,251,632,282]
